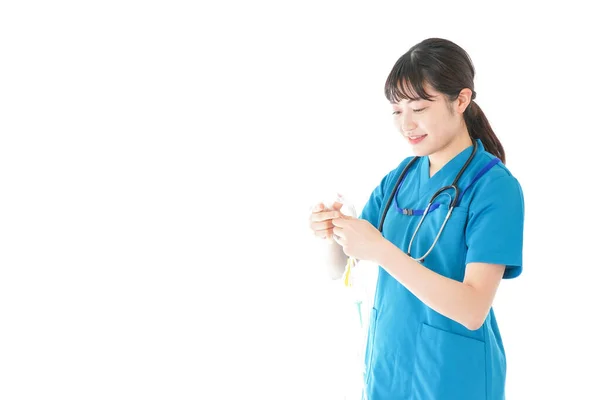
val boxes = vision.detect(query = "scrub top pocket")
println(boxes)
[411,323,486,400]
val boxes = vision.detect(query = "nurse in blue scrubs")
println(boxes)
[309,38,524,399]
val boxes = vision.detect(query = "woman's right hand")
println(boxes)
[309,200,343,242]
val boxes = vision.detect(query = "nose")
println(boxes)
[399,114,417,135]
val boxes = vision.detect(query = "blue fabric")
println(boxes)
[393,158,502,217]
[358,139,525,399]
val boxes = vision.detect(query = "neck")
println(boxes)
[428,130,473,177]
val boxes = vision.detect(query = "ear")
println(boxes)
[455,88,473,114]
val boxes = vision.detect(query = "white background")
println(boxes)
[1,1,599,399]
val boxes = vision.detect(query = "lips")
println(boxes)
[408,134,427,145]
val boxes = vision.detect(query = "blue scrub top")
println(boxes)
[359,139,524,400]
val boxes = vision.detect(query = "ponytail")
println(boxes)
[465,101,506,164]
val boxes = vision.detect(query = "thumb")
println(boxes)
[332,193,345,211]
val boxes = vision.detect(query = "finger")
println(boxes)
[332,201,343,211]
[312,202,325,213]
[331,192,345,211]
[308,203,326,229]
[311,219,334,232]
[332,226,345,239]
[311,210,342,222]
[314,227,334,239]
[331,216,348,227]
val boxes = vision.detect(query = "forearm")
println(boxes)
[375,239,486,330]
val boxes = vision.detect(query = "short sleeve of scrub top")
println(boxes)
[465,174,525,279]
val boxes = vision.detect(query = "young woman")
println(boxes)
[309,38,524,399]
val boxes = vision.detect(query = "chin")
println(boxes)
[410,144,433,157]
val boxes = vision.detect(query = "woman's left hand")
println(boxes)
[331,215,387,262]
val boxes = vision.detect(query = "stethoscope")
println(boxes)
[376,138,478,262]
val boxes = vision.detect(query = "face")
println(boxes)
[391,82,468,157]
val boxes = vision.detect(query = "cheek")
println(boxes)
[416,117,433,135]
[420,114,450,138]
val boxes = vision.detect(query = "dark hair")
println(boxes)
[384,38,505,164]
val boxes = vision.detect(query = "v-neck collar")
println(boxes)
[418,139,482,198]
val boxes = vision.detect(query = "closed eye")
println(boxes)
[392,108,426,115]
